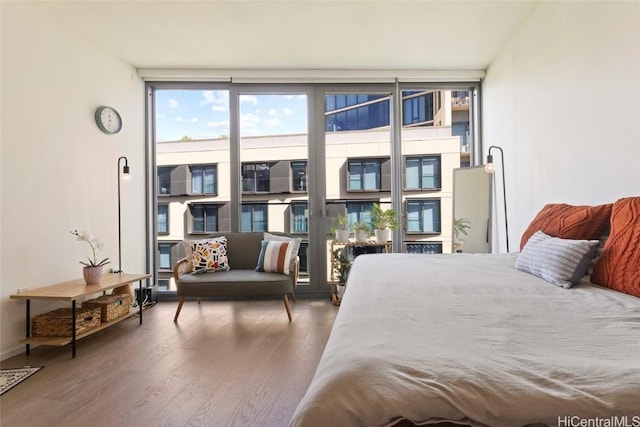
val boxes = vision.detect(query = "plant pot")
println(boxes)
[83,266,104,285]
[355,230,368,242]
[337,283,346,299]
[374,229,392,243]
[335,229,350,242]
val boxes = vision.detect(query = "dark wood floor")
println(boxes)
[0,298,338,427]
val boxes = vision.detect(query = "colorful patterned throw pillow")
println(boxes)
[189,237,230,274]
[591,197,640,298]
[520,203,612,250]
[255,240,293,275]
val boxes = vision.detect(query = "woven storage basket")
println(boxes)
[32,307,101,337]
[83,293,131,322]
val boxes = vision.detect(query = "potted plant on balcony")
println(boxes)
[371,203,399,243]
[453,218,471,253]
[352,220,370,242]
[332,247,351,300]
[332,214,351,242]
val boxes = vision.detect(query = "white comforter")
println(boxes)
[290,253,640,427]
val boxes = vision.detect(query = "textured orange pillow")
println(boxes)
[520,203,612,250]
[591,197,640,298]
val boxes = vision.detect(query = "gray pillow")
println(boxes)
[515,231,599,288]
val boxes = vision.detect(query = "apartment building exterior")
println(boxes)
[156,90,470,291]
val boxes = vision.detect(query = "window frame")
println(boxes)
[347,158,382,192]
[190,164,218,195]
[290,201,309,234]
[157,203,169,235]
[189,203,220,234]
[404,155,441,191]
[290,160,308,193]
[405,198,441,235]
[242,162,271,194]
[241,203,268,232]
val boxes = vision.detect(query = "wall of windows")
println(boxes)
[152,85,477,293]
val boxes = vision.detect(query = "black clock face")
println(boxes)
[95,106,122,134]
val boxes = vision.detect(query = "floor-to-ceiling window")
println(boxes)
[149,82,478,295]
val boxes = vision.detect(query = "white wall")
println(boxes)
[0,3,145,360]
[483,1,640,253]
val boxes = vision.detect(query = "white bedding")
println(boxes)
[290,253,640,427]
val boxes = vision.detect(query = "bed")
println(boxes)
[290,201,640,427]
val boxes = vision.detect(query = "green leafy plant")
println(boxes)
[70,230,110,267]
[453,218,472,240]
[371,203,399,230]
[335,213,349,230]
[332,248,351,283]
[352,220,370,233]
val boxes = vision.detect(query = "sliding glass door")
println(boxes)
[148,82,479,295]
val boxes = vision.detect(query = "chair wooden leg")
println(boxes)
[291,288,297,302]
[283,294,292,322]
[174,296,185,322]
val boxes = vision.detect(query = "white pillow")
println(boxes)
[263,232,302,273]
[515,231,599,288]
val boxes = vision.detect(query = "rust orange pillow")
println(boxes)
[591,197,640,298]
[520,203,612,250]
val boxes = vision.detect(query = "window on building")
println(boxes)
[158,166,172,195]
[402,91,435,126]
[291,161,308,192]
[346,201,374,230]
[241,203,267,232]
[406,199,441,233]
[325,94,389,131]
[405,242,443,254]
[158,242,174,270]
[242,163,270,193]
[191,204,218,233]
[157,204,169,234]
[405,156,441,190]
[348,159,381,191]
[291,202,308,233]
[191,164,217,194]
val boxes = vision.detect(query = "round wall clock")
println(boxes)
[95,106,122,134]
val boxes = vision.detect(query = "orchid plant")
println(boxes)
[70,230,111,267]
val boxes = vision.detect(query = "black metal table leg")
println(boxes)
[71,300,76,358]
[26,299,31,356]
[139,281,143,324]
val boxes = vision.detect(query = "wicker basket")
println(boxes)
[32,307,101,337]
[82,293,131,322]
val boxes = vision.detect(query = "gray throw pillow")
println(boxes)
[515,231,599,288]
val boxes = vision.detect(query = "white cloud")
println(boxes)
[268,108,277,117]
[206,120,230,129]
[191,118,198,123]
[176,117,183,122]
[201,90,229,113]
[282,107,294,116]
[240,112,262,128]
[240,95,258,106]
[265,118,281,127]
[283,95,294,101]
[168,98,178,109]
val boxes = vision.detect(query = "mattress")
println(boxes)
[290,253,640,427]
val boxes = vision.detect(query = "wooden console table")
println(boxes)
[10,273,150,358]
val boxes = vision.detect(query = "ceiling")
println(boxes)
[33,0,539,72]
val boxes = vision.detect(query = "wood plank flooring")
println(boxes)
[0,299,338,427]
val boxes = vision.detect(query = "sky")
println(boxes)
[155,90,308,141]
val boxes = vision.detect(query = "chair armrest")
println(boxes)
[173,258,191,282]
